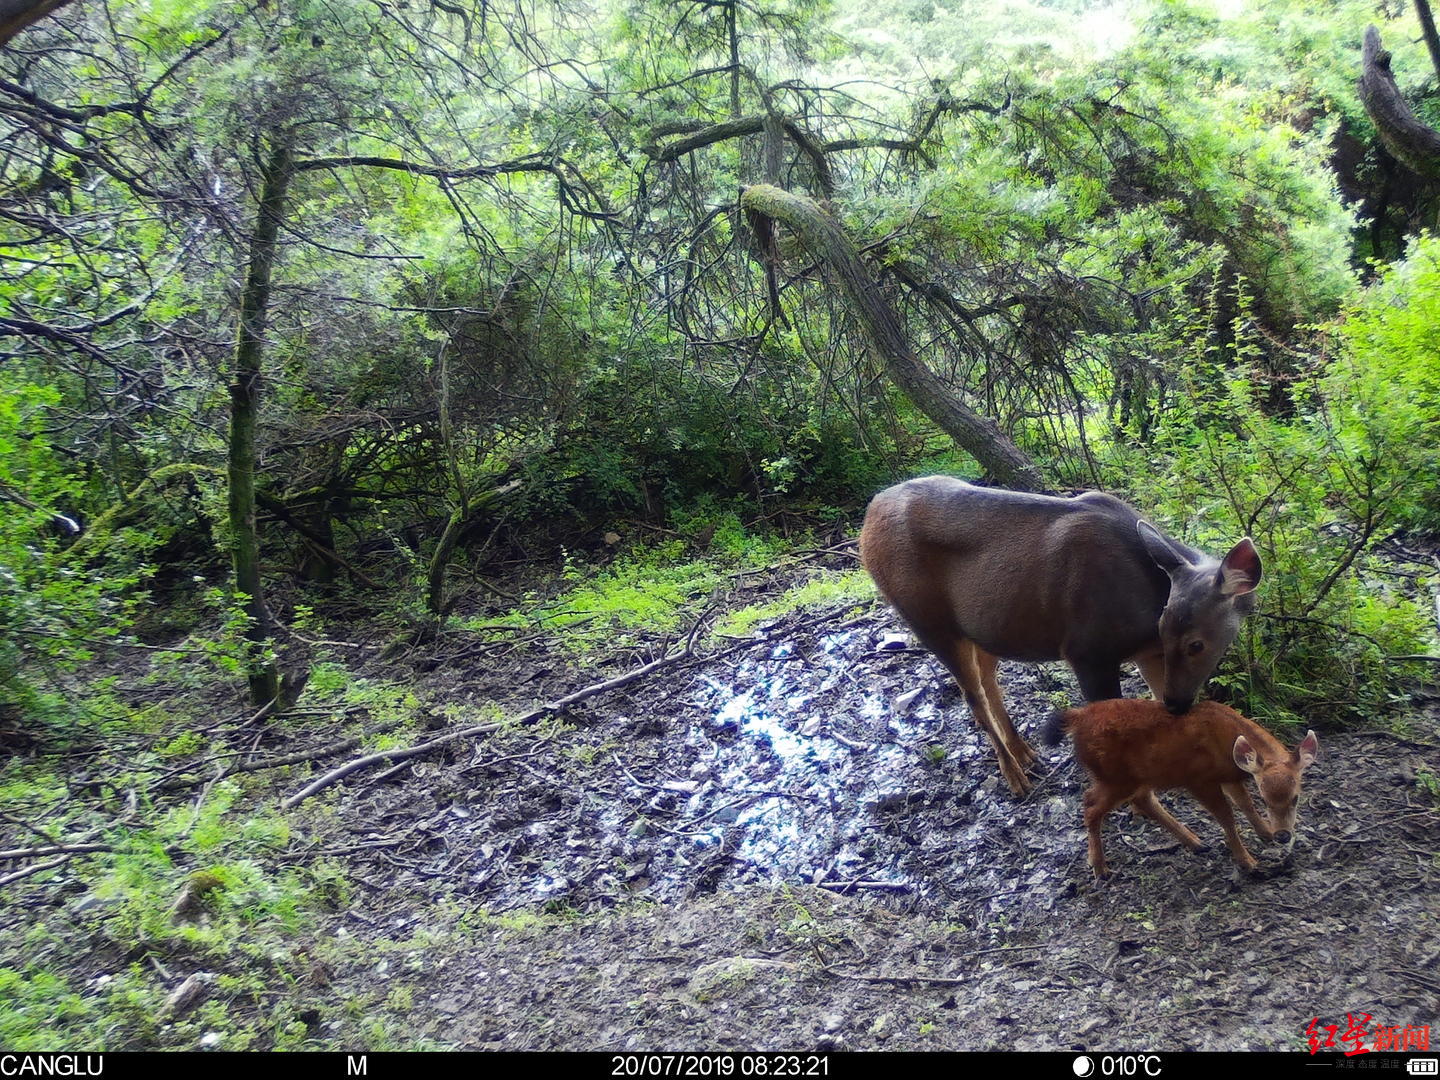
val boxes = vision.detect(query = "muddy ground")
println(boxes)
[299,595,1440,1052]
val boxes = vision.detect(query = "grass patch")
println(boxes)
[711,569,873,639]
[456,513,806,655]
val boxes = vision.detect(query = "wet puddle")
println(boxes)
[681,630,935,883]
[585,623,1082,908]
[444,613,1101,914]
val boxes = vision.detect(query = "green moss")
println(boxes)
[712,570,873,639]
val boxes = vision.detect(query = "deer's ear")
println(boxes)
[1138,520,1186,574]
[1218,537,1262,596]
[1233,735,1261,775]
[1295,729,1320,770]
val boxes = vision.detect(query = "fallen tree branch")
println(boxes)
[281,640,697,809]
[0,842,112,860]
[155,735,365,792]
[0,809,66,850]
[0,853,74,887]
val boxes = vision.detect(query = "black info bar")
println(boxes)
[0,1052,1436,1080]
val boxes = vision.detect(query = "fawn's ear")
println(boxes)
[1233,735,1261,775]
[1295,730,1320,770]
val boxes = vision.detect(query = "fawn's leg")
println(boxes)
[1222,781,1274,841]
[1083,783,1133,878]
[1131,789,1204,850]
[1188,784,1258,871]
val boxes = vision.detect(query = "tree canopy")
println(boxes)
[3,0,1439,720]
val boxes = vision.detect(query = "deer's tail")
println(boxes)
[1041,707,1073,748]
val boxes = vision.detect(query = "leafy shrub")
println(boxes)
[1327,234,1440,530]
[0,382,142,728]
[1103,261,1439,727]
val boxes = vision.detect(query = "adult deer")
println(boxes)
[859,477,1262,795]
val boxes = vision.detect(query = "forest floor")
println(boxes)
[2,548,1438,1051]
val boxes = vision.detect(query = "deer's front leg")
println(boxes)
[1069,657,1123,703]
[1222,781,1274,841]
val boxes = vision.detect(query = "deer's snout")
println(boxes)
[1163,696,1190,714]
[1273,830,1292,846]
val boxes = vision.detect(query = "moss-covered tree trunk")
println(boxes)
[739,184,1046,492]
[228,138,294,707]
[1359,25,1440,180]
[1416,0,1440,88]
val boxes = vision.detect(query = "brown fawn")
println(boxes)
[1042,699,1320,877]
[859,477,1263,795]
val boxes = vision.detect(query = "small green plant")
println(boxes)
[563,739,613,766]
[1124,909,1158,931]
[1417,767,1440,804]
[307,661,351,697]
[157,731,204,759]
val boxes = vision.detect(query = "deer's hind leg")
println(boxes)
[923,633,1031,797]
[973,646,1037,768]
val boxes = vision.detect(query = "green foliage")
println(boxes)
[1107,260,1439,726]
[1328,235,1440,529]
[712,569,872,638]
[512,345,901,526]
[468,519,795,654]
[0,379,146,724]
[0,967,127,1051]
[1418,767,1440,804]
[300,662,423,743]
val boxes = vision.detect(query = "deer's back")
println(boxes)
[1070,699,1248,791]
[859,477,1173,662]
